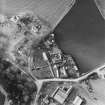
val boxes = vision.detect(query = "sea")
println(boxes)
[54,0,105,73]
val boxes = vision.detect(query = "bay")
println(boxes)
[54,0,105,73]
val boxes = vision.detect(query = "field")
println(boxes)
[0,90,5,105]
[0,0,75,29]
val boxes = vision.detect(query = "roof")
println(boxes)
[73,96,83,105]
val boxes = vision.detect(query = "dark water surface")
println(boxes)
[54,0,105,73]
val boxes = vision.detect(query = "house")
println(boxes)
[44,34,55,49]
[42,52,48,61]
[43,95,50,105]
[72,96,83,105]
[52,64,68,78]
[51,85,73,104]
[59,66,67,78]
[51,53,62,64]
[53,65,59,78]
[48,46,62,64]
[10,15,20,23]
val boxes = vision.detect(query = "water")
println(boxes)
[54,0,105,73]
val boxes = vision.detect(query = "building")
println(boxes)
[48,46,62,64]
[42,52,49,61]
[43,95,50,105]
[65,55,78,71]
[51,53,62,64]
[52,64,68,78]
[98,67,105,79]
[72,96,83,105]
[59,66,68,78]
[44,34,55,49]
[51,85,73,104]
[53,65,59,78]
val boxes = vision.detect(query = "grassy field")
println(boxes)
[0,0,75,29]
[90,79,105,104]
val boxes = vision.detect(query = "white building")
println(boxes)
[72,96,83,105]
[51,85,73,104]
